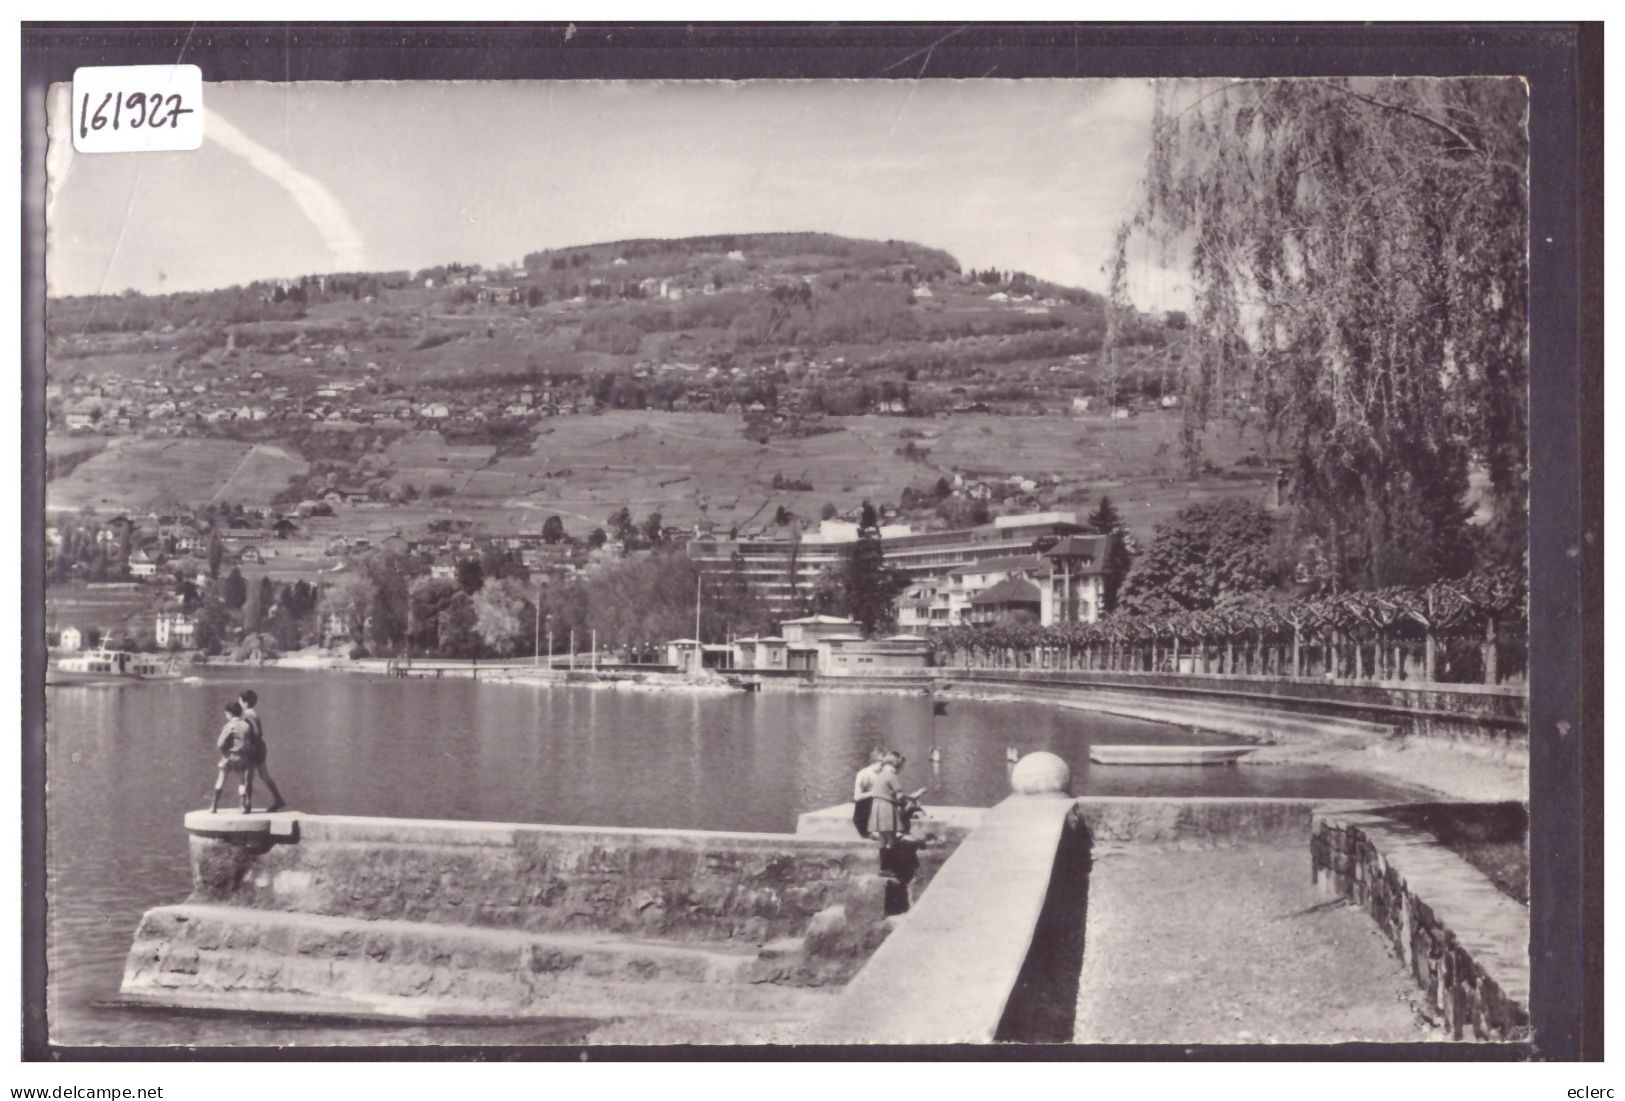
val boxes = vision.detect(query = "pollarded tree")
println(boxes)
[1116,77,1528,587]
[1118,498,1281,616]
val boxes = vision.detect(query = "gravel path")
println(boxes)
[1074,843,1446,1045]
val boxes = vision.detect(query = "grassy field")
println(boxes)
[45,582,155,635]
[342,409,1277,542]
[47,409,1279,543]
[383,431,499,495]
[46,437,308,513]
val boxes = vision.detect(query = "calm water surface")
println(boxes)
[45,668,1415,1047]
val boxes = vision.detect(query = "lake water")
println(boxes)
[44,668,1416,1048]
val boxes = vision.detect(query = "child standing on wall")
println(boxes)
[238,689,287,813]
[209,702,255,814]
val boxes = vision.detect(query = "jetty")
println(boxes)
[117,751,1527,1044]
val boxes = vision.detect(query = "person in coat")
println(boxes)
[867,752,905,875]
[851,746,887,838]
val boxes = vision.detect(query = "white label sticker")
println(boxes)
[71,65,203,153]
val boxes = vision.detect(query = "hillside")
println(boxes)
[44,231,1273,543]
[46,231,1173,399]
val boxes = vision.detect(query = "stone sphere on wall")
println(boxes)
[1009,751,1072,796]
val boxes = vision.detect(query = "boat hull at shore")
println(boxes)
[49,648,182,688]
[47,669,182,688]
[1089,745,1256,766]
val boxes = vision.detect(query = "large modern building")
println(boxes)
[686,511,1107,627]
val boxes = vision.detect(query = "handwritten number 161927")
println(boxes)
[79,90,195,136]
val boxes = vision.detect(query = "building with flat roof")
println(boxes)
[686,511,1097,622]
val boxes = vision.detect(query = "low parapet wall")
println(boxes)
[122,811,957,1026]
[1311,808,1529,1041]
[1073,795,1366,848]
[803,793,1080,1045]
[804,794,1380,1046]
[795,803,986,846]
[936,668,1527,750]
[183,812,926,945]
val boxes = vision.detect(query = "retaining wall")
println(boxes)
[1311,808,1529,1041]
[1073,795,1365,848]
[935,668,1527,749]
[122,812,954,1023]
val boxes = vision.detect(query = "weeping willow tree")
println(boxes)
[1113,78,1528,590]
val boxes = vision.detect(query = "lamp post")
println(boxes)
[692,572,703,679]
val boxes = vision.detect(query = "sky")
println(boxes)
[46,79,1189,309]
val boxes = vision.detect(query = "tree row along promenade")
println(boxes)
[929,568,1526,687]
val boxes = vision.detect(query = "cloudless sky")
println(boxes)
[47,79,1189,308]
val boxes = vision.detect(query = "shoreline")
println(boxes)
[257,652,1527,805]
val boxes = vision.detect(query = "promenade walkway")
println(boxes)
[1074,842,1440,1044]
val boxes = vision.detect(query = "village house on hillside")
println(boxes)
[153,611,196,649]
[128,549,159,580]
[966,576,1042,625]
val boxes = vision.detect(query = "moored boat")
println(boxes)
[1088,744,1255,766]
[49,646,181,687]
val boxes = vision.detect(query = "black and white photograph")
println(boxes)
[20,23,1599,1067]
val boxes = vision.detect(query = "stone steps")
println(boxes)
[122,904,837,1022]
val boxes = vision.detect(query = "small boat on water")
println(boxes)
[49,646,182,687]
[1088,744,1256,766]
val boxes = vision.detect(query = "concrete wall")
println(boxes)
[185,815,935,946]
[935,668,1527,749]
[806,795,1377,1045]
[796,803,986,847]
[1311,808,1529,1041]
[804,793,1081,1045]
[1073,796,1366,848]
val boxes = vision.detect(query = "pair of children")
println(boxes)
[209,690,288,814]
[852,749,927,881]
